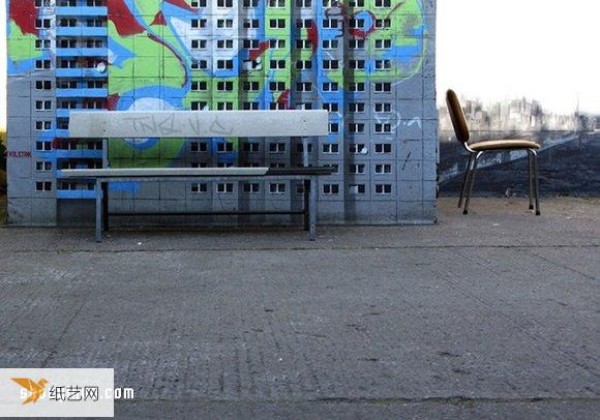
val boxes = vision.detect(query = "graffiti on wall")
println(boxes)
[6,0,428,166]
[104,0,427,166]
[5,0,436,225]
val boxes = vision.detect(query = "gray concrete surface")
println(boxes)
[1,197,599,419]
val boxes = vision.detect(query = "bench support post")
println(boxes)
[102,181,109,232]
[309,175,317,241]
[303,180,310,231]
[95,179,104,242]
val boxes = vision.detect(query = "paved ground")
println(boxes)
[1,197,599,419]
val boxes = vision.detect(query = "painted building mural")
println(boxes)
[6,0,437,226]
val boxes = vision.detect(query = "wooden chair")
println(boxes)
[446,89,541,215]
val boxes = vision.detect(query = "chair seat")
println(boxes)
[469,139,540,152]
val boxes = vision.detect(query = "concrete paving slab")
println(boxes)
[0,197,599,419]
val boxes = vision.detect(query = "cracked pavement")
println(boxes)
[1,197,599,419]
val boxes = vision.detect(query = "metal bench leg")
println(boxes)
[95,179,104,242]
[303,180,310,231]
[102,181,109,231]
[309,176,317,241]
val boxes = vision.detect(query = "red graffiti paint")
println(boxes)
[164,0,195,12]
[349,11,377,40]
[6,151,32,158]
[109,0,146,36]
[306,23,319,54]
[9,0,38,36]
[249,41,270,61]
[276,89,291,108]
[107,93,121,111]
[151,11,167,26]
[349,26,376,40]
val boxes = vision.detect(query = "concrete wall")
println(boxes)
[6,0,437,227]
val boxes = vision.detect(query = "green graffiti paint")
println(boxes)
[7,22,42,65]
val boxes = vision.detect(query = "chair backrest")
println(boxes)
[446,89,470,144]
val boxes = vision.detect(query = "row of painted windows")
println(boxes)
[40,36,390,53]
[189,77,395,96]
[35,18,106,28]
[37,103,392,117]
[189,141,395,154]
[35,38,106,50]
[186,0,393,8]
[191,101,384,111]
[35,2,104,10]
[185,0,391,7]
[37,0,106,6]
[191,182,289,194]
[34,96,390,116]
[187,37,393,53]
[39,0,392,13]
[35,140,102,151]
[191,60,393,74]
[190,17,392,30]
[189,182,394,195]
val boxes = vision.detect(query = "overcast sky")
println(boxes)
[437,0,600,114]
[1,1,599,129]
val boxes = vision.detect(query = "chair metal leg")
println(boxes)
[463,152,481,215]
[528,150,534,210]
[459,154,474,209]
[532,149,541,215]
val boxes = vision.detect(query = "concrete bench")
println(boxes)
[60,110,334,241]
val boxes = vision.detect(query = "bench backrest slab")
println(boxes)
[69,110,329,139]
